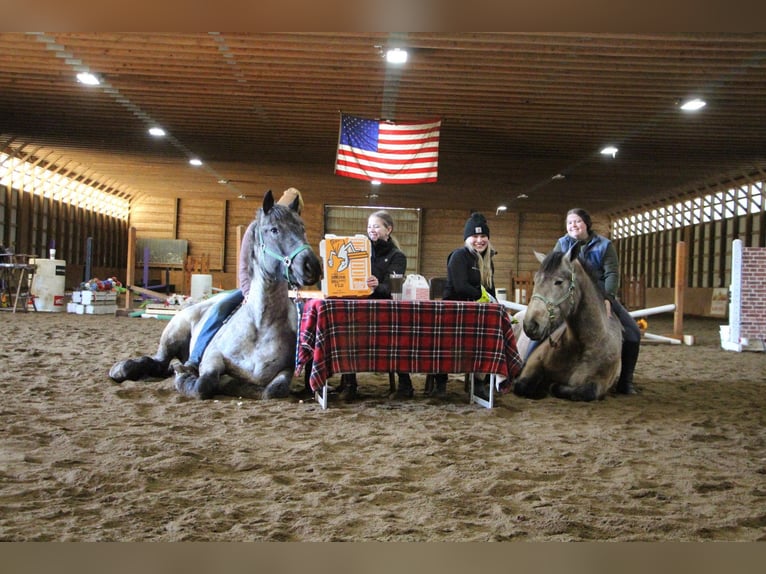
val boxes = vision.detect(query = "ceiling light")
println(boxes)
[600,146,618,158]
[148,127,166,137]
[189,158,203,166]
[371,180,382,186]
[496,205,508,215]
[76,72,100,86]
[680,98,706,111]
[386,48,408,64]
[217,178,230,184]
[551,173,565,180]
[517,193,529,199]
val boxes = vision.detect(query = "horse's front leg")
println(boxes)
[109,354,174,383]
[550,381,603,402]
[512,358,550,400]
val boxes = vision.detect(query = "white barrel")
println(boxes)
[190,274,213,300]
[30,258,67,312]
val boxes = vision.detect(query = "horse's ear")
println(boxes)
[567,242,582,262]
[534,250,546,263]
[263,189,275,214]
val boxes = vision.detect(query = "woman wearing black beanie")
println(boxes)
[431,212,497,397]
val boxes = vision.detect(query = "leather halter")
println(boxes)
[530,268,576,345]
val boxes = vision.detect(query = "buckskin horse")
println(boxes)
[512,245,622,401]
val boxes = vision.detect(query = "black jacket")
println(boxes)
[443,246,495,301]
[369,238,407,299]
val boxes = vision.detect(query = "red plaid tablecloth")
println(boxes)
[296,299,522,392]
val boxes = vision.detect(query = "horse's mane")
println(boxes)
[541,249,608,299]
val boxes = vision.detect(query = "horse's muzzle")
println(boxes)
[522,316,550,341]
[294,251,323,287]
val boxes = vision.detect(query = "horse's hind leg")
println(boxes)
[109,355,173,383]
[550,381,604,402]
[262,371,293,400]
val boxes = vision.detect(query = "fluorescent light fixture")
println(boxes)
[496,205,508,215]
[517,193,529,199]
[681,98,706,111]
[76,72,100,86]
[371,179,382,186]
[551,173,566,180]
[600,146,619,158]
[189,158,203,166]
[148,127,166,137]
[386,48,408,64]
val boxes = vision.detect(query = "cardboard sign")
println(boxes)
[319,235,373,298]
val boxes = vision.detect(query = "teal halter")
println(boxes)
[258,226,312,285]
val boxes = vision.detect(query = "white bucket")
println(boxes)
[30,259,66,312]
[190,274,213,300]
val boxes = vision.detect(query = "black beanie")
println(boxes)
[464,212,490,239]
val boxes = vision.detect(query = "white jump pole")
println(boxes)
[629,304,676,319]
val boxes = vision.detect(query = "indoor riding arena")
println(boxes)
[1,33,765,543]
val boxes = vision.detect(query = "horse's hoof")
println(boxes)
[173,362,198,376]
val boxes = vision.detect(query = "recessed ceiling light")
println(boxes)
[600,146,619,158]
[76,72,100,86]
[386,48,408,64]
[189,158,203,167]
[680,98,706,111]
[148,127,166,137]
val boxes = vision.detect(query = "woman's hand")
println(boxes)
[367,275,379,289]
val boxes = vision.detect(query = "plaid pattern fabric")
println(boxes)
[296,299,522,392]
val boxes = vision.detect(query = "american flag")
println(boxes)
[335,113,441,184]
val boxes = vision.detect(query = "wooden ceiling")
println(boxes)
[2,32,766,215]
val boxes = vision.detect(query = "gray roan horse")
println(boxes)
[512,244,622,401]
[109,190,322,400]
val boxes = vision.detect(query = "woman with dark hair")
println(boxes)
[551,207,640,395]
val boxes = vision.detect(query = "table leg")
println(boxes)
[314,384,329,410]
[469,373,495,409]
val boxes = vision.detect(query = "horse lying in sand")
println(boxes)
[109,190,322,400]
[512,245,622,401]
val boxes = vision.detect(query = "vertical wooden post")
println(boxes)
[673,241,686,340]
[235,225,244,289]
[124,226,136,311]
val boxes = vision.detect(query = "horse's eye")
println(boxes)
[269,226,279,235]
[554,280,563,286]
